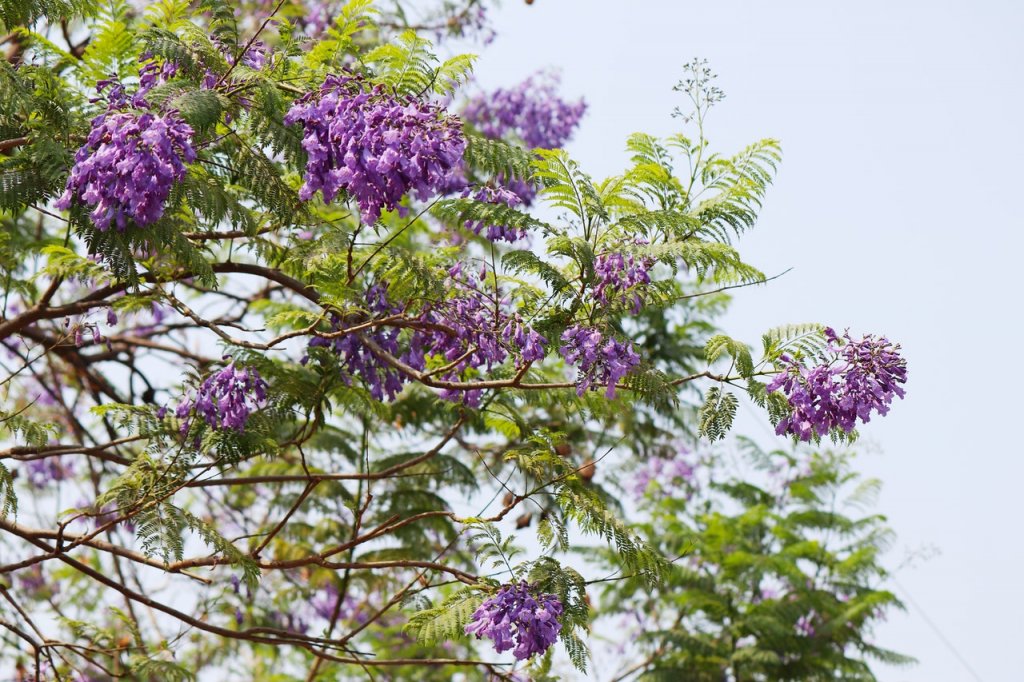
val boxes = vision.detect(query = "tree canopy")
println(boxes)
[0,1,909,680]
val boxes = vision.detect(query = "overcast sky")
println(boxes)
[466,1,1022,680]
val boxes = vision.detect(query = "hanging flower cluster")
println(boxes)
[631,448,697,500]
[307,283,407,402]
[795,609,819,637]
[462,73,586,206]
[767,328,908,441]
[464,582,563,660]
[461,185,528,243]
[559,325,641,398]
[306,271,546,407]
[413,264,546,406]
[55,110,196,231]
[284,75,466,224]
[176,362,269,433]
[56,55,194,231]
[25,459,75,490]
[201,38,268,93]
[594,249,654,313]
[463,73,586,151]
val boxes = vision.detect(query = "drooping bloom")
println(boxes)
[594,249,654,313]
[176,362,268,433]
[284,76,466,224]
[201,38,268,91]
[560,325,640,398]
[463,73,586,151]
[307,283,407,402]
[631,447,697,500]
[416,265,546,405]
[25,458,75,489]
[55,110,196,231]
[462,185,528,243]
[767,328,907,441]
[464,582,563,660]
[462,73,586,206]
[307,273,546,406]
[56,54,194,231]
[795,609,818,637]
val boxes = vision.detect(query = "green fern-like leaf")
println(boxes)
[0,462,16,520]
[405,587,483,644]
[698,386,737,441]
[366,30,437,97]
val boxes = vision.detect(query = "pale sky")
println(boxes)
[468,1,1023,680]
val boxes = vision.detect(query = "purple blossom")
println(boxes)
[136,54,179,100]
[201,39,268,91]
[25,458,74,489]
[631,449,696,500]
[559,325,640,398]
[308,283,407,402]
[291,0,334,37]
[55,110,196,231]
[308,276,545,405]
[463,73,586,151]
[594,249,653,313]
[795,609,818,637]
[97,54,176,110]
[462,185,528,242]
[464,582,563,660]
[285,76,466,224]
[311,583,371,625]
[420,266,546,405]
[767,328,908,441]
[176,362,268,433]
[462,73,586,206]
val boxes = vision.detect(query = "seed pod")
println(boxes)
[554,442,572,457]
[502,491,515,507]
[578,458,596,482]
[516,512,533,529]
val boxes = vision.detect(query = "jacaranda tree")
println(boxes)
[0,1,909,680]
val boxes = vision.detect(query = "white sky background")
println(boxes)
[464,0,1023,680]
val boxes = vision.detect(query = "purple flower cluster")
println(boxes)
[56,110,196,231]
[560,325,640,398]
[631,450,696,500]
[463,73,586,206]
[415,264,545,405]
[310,583,372,626]
[767,328,908,441]
[462,185,528,243]
[308,284,407,402]
[176,362,268,433]
[594,250,654,313]
[285,76,466,224]
[25,458,75,489]
[795,609,818,637]
[97,55,178,110]
[463,73,586,151]
[464,582,563,660]
[136,55,179,99]
[308,273,545,406]
[202,39,268,91]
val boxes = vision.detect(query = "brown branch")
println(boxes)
[0,136,28,153]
